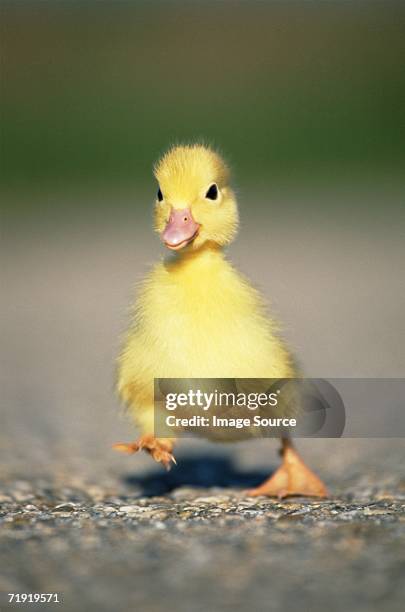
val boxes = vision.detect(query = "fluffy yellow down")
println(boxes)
[118,144,295,436]
[118,245,295,435]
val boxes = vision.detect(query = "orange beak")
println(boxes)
[162,207,200,250]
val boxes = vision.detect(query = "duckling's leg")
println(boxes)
[245,438,328,498]
[113,435,177,470]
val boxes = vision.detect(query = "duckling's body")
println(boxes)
[115,144,327,498]
[118,244,294,434]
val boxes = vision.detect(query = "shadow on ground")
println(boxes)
[123,454,271,496]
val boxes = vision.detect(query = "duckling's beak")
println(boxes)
[162,207,200,250]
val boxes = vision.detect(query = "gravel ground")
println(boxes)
[1,199,405,611]
[1,475,405,612]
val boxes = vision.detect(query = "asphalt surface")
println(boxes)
[1,194,404,611]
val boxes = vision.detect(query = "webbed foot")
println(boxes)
[245,441,328,499]
[113,434,176,470]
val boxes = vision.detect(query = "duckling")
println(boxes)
[114,144,328,498]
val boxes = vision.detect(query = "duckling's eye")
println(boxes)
[205,183,218,201]
[157,188,163,202]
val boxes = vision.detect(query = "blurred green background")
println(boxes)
[2,0,405,202]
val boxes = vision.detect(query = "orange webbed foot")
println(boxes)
[113,435,177,470]
[245,443,328,499]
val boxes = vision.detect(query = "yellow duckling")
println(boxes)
[114,144,327,498]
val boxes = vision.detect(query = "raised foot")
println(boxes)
[113,434,176,470]
[245,445,328,499]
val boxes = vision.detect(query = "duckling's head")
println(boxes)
[154,144,238,251]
